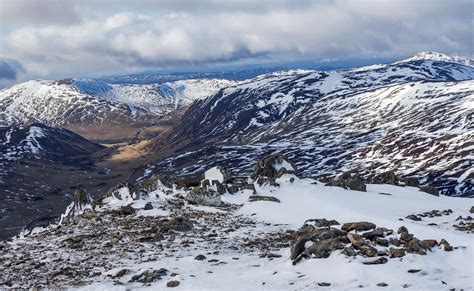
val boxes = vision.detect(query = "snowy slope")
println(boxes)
[146,53,474,196]
[0,78,237,130]
[0,80,156,127]
[72,78,238,113]
[3,174,473,289]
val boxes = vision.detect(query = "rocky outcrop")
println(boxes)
[59,186,93,225]
[326,172,366,192]
[185,187,221,206]
[103,182,140,201]
[251,154,297,186]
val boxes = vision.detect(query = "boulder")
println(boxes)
[370,170,400,185]
[301,238,346,259]
[251,154,297,185]
[341,222,376,232]
[363,257,388,265]
[362,228,385,240]
[347,233,366,247]
[248,195,281,203]
[358,245,378,257]
[327,172,366,192]
[389,247,406,258]
[129,268,168,283]
[186,187,221,206]
[301,219,340,229]
[144,202,153,210]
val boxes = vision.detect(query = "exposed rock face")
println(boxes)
[251,154,297,186]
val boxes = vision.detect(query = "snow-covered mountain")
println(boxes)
[144,52,474,196]
[0,78,237,141]
[0,123,105,239]
[72,78,238,112]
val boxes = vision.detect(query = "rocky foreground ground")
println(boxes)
[1,155,473,289]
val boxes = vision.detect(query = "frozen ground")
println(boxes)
[2,174,472,290]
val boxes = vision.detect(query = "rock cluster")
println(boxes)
[288,218,454,265]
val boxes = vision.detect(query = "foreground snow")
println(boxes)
[69,176,474,290]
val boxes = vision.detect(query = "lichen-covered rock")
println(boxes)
[185,187,221,206]
[251,154,297,185]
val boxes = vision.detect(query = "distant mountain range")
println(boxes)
[142,51,474,196]
[0,78,236,142]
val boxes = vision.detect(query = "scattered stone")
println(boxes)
[341,222,376,232]
[470,206,474,213]
[144,202,153,210]
[363,257,388,265]
[248,195,281,203]
[194,254,206,261]
[317,282,331,287]
[377,282,388,287]
[129,268,168,283]
[167,281,180,288]
[407,269,421,273]
[405,214,422,221]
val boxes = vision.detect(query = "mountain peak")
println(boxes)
[398,51,473,67]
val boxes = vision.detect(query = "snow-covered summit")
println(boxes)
[397,51,474,67]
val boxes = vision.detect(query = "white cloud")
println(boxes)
[0,0,472,80]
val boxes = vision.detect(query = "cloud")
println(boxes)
[0,58,25,88]
[0,0,472,80]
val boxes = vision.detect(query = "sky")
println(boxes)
[0,0,472,86]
